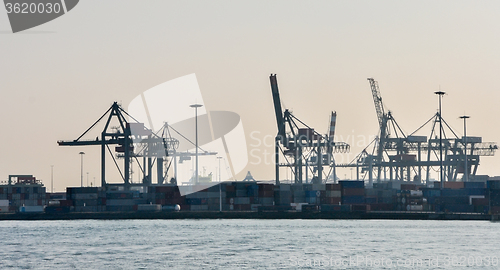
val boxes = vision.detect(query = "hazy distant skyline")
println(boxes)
[1,1,500,191]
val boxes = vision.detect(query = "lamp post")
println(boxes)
[460,115,470,182]
[434,91,445,188]
[79,152,85,187]
[190,104,203,184]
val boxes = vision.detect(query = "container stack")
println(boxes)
[275,184,291,206]
[0,185,47,211]
[67,187,105,212]
[488,180,500,214]
[148,185,186,210]
[291,184,305,203]
[339,180,365,205]
[322,183,341,205]
[257,183,274,207]
[106,190,140,212]
[0,199,9,213]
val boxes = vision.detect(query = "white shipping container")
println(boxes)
[410,190,423,197]
[407,205,423,211]
[0,200,9,206]
[326,191,342,198]
[19,206,44,213]
[312,184,326,191]
[0,206,9,212]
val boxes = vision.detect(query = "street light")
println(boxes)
[460,115,470,182]
[190,104,203,184]
[434,91,445,188]
[79,152,85,187]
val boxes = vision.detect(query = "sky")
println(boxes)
[1,1,500,191]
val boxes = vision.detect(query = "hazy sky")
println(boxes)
[1,1,500,191]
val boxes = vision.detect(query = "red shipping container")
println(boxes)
[326,184,341,191]
[321,197,341,205]
[491,206,500,214]
[60,200,74,207]
[258,191,274,197]
[444,182,464,189]
[472,198,489,206]
[342,188,365,196]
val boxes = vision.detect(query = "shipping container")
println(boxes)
[321,197,341,205]
[137,204,161,212]
[234,197,250,205]
[339,180,364,189]
[0,200,8,207]
[321,204,351,212]
[407,205,423,211]
[326,184,341,191]
[326,190,342,198]
[106,199,136,206]
[471,198,489,206]
[443,204,475,213]
[19,206,44,213]
[464,182,485,189]
[106,192,134,199]
[369,203,395,211]
[342,188,364,197]
[487,180,500,189]
[342,196,365,205]
[443,182,465,189]
[45,206,70,214]
[106,205,134,212]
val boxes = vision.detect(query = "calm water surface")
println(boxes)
[0,219,499,269]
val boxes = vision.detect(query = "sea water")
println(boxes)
[1,219,499,269]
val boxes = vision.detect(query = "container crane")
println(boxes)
[269,74,349,185]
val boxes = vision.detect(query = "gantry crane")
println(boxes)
[270,74,349,185]
[338,79,498,185]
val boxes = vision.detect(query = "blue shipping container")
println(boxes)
[339,181,364,189]
[464,182,485,189]
[342,196,365,204]
[443,204,475,213]
[465,188,486,196]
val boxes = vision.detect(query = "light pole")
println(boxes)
[190,104,203,184]
[86,172,89,187]
[79,152,85,187]
[51,165,54,193]
[434,91,445,188]
[460,115,470,182]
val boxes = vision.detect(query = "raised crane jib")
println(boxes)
[270,74,286,138]
[367,78,385,129]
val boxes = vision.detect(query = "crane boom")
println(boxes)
[368,78,385,129]
[270,74,285,138]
